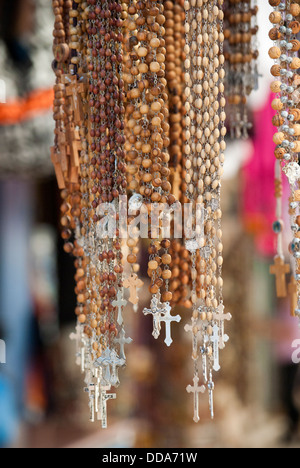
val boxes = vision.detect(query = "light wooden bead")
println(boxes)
[290,3,300,16]
[269,11,282,24]
[270,81,281,93]
[148,260,159,270]
[269,46,281,59]
[290,57,300,70]
[273,132,285,145]
[271,98,284,111]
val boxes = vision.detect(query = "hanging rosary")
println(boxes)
[268,0,300,324]
[47,0,265,427]
[224,0,259,139]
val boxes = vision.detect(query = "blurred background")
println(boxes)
[0,0,299,449]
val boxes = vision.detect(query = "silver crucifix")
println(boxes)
[184,320,202,360]
[70,323,82,367]
[99,391,116,429]
[213,304,232,349]
[208,374,215,420]
[160,302,181,347]
[112,290,128,326]
[212,324,220,372]
[143,295,165,339]
[186,374,206,423]
[114,327,133,360]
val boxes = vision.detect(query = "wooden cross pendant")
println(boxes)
[50,146,65,189]
[57,128,68,173]
[186,374,206,423]
[66,123,82,168]
[123,273,144,305]
[288,275,297,317]
[64,75,85,123]
[269,256,290,298]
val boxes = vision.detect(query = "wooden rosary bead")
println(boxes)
[269,27,281,41]
[290,57,300,70]
[270,65,281,77]
[272,114,284,127]
[291,40,300,52]
[271,98,284,111]
[268,46,281,59]
[269,0,281,8]
[290,21,300,34]
[273,132,285,145]
[269,11,282,24]
[270,81,282,93]
[290,3,300,17]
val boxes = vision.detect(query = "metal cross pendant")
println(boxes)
[114,327,133,360]
[95,348,112,385]
[208,374,215,420]
[184,320,202,360]
[70,323,83,366]
[143,295,165,339]
[213,304,232,349]
[112,290,128,326]
[99,391,116,429]
[211,324,220,372]
[201,333,209,384]
[160,302,181,347]
[186,374,206,423]
[96,348,125,387]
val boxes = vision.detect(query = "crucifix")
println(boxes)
[70,323,82,347]
[64,74,85,123]
[211,324,220,372]
[270,255,290,298]
[160,302,181,347]
[143,295,165,339]
[50,147,65,189]
[99,391,116,429]
[288,275,297,317]
[70,323,82,366]
[213,304,232,349]
[57,128,68,173]
[123,273,144,305]
[95,348,112,385]
[95,348,125,387]
[84,383,97,422]
[112,290,127,326]
[114,327,133,360]
[184,320,202,360]
[66,123,82,168]
[208,374,215,419]
[186,374,206,423]
[109,349,125,387]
